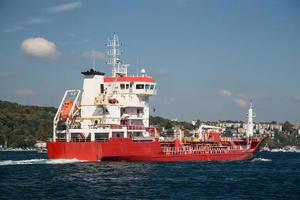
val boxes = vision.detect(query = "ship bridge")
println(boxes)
[104,76,157,96]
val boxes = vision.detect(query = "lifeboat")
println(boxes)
[60,100,74,121]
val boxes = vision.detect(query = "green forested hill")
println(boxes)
[0,100,188,148]
[0,100,298,149]
[0,100,56,148]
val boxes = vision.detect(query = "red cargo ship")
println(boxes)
[47,34,264,162]
[48,137,263,162]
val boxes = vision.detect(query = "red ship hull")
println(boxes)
[47,138,262,162]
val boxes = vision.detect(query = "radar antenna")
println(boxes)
[106,33,129,77]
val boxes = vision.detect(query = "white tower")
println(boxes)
[246,101,256,138]
[106,33,128,77]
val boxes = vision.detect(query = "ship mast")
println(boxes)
[246,101,256,138]
[106,33,128,77]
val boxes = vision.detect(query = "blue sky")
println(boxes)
[0,0,299,122]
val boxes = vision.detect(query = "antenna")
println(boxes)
[93,50,96,70]
[106,33,129,77]
[136,57,139,76]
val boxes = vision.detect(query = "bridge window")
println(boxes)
[120,84,125,89]
[145,84,150,90]
[150,85,154,90]
[136,84,144,89]
[126,84,129,89]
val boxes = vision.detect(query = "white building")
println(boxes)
[34,141,47,149]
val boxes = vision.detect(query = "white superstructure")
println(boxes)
[53,33,157,142]
[80,70,105,129]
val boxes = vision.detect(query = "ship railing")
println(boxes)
[89,125,109,129]
[94,138,109,142]
[93,124,146,130]
[162,145,247,155]
[127,125,145,130]
[71,138,86,142]
[160,137,175,142]
[132,136,153,141]
[56,138,66,142]
[55,138,109,142]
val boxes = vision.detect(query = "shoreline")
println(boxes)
[0,148,39,152]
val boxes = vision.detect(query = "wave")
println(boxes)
[251,158,272,162]
[0,158,84,166]
[270,149,300,153]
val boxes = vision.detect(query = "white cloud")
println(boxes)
[48,2,82,13]
[21,37,59,59]
[233,98,248,108]
[217,89,232,97]
[15,89,36,97]
[237,93,247,98]
[3,25,23,33]
[82,51,106,61]
[3,17,49,33]
[24,17,49,25]
[81,38,90,43]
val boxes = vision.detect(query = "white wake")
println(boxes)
[0,158,84,166]
[251,157,272,162]
[271,149,300,153]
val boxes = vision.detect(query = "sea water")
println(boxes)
[0,151,299,200]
